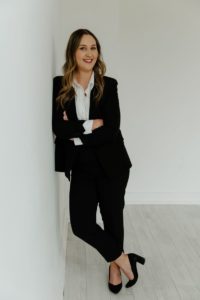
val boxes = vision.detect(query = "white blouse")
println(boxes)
[71,71,94,145]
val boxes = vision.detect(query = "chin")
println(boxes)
[81,66,94,72]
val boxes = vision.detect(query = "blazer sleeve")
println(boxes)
[78,78,121,146]
[52,76,86,139]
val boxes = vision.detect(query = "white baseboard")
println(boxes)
[125,192,200,205]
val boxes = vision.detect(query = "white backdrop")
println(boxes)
[56,0,200,205]
[0,1,65,299]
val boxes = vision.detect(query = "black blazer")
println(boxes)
[52,75,132,181]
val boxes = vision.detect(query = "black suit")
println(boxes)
[52,75,132,262]
[52,75,132,181]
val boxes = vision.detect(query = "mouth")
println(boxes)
[83,59,93,64]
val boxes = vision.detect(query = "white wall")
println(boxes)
[0,1,65,299]
[58,0,200,205]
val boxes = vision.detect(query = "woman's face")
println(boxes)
[75,34,98,72]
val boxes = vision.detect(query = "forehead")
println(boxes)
[79,34,97,45]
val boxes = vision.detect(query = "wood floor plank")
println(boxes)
[110,294,134,300]
[132,285,159,299]
[136,205,195,287]
[85,262,111,300]
[162,205,200,287]
[126,205,176,288]
[156,286,181,299]
[64,205,200,300]
[64,239,86,300]
[176,286,200,300]
[152,205,200,287]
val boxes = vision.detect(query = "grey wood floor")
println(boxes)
[64,205,200,300]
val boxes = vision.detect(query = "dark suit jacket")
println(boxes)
[52,75,132,181]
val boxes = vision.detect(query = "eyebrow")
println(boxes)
[79,44,97,46]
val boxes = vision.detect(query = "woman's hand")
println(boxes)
[63,110,68,121]
[92,119,104,130]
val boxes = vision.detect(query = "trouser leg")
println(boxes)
[97,169,130,255]
[69,170,123,262]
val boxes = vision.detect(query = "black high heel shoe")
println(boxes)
[108,265,122,294]
[125,253,146,288]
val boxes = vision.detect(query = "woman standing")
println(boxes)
[52,28,145,294]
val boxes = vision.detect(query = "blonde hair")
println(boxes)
[56,29,106,109]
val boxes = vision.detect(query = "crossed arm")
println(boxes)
[62,112,103,145]
[63,111,103,130]
[52,76,120,146]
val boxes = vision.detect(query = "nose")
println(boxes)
[85,49,92,57]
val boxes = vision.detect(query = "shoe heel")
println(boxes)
[135,254,145,265]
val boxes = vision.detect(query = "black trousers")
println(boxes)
[69,145,130,263]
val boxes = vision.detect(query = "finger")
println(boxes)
[63,110,68,120]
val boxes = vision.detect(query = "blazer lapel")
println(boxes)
[64,97,77,120]
[89,87,101,120]
[89,87,96,119]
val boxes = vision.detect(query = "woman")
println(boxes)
[52,28,145,294]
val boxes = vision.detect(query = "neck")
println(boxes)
[74,70,93,86]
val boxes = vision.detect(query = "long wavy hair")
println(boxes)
[56,29,106,109]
